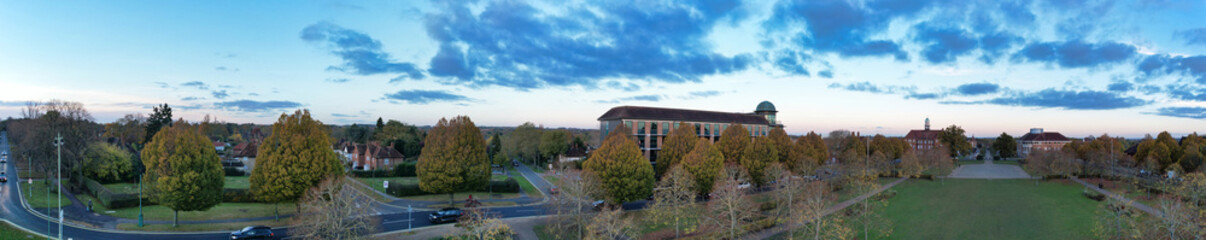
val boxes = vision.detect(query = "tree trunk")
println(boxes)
[449,193,454,206]
[173,210,178,227]
[274,203,279,221]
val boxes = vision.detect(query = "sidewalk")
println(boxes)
[742,177,909,240]
[1070,177,1163,217]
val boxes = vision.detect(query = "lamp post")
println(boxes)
[138,175,143,227]
[53,133,63,240]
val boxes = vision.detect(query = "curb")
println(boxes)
[370,215,552,238]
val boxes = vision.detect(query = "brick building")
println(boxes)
[597,101,781,163]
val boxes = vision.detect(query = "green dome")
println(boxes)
[755,101,776,112]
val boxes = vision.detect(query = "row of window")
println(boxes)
[615,120,770,137]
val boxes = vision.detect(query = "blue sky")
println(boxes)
[1,0,1204,138]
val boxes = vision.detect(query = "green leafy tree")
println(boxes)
[1179,143,1203,173]
[540,129,571,161]
[717,123,750,163]
[768,127,795,164]
[939,125,973,158]
[416,116,491,205]
[657,122,697,177]
[144,103,172,145]
[584,124,654,204]
[141,121,224,226]
[374,120,424,158]
[505,122,543,164]
[682,139,724,196]
[1150,141,1174,171]
[487,132,502,160]
[1156,131,1182,162]
[1134,137,1155,167]
[251,110,343,220]
[346,124,369,144]
[82,142,133,183]
[741,137,778,186]
[796,131,829,168]
[992,132,1018,158]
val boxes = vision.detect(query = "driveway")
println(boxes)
[948,159,1032,179]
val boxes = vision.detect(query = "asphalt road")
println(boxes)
[0,131,644,239]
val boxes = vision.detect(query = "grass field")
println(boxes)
[0,221,41,239]
[882,179,1101,240]
[78,192,297,222]
[20,179,70,208]
[102,176,249,194]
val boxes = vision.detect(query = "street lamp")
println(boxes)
[138,175,143,227]
[52,133,63,240]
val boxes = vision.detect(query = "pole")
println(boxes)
[407,205,412,231]
[54,133,63,240]
[138,175,143,227]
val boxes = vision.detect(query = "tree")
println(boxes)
[375,117,384,131]
[919,149,954,176]
[144,103,172,145]
[847,178,893,240]
[1093,199,1142,240]
[587,206,635,240]
[102,113,146,147]
[764,163,792,221]
[741,136,778,186]
[657,122,697,178]
[547,168,603,239]
[141,120,224,226]
[454,207,515,240]
[346,124,369,144]
[707,164,755,239]
[374,120,424,158]
[11,100,96,190]
[1178,143,1202,173]
[583,124,654,204]
[869,134,908,160]
[416,116,491,205]
[1150,143,1173,172]
[796,131,829,171]
[82,142,133,183]
[539,129,571,162]
[486,132,502,160]
[682,138,724,196]
[251,110,344,220]
[1156,131,1182,164]
[504,122,542,164]
[1134,136,1155,167]
[768,127,795,163]
[992,132,1018,159]
[291,178,377,240]
[717,123,750,163]
[897,151,924,178]
[648,165,696,239]
[939,125,973,158]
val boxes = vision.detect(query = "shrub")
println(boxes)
[393,162,417,177]
[1083,190,1106,201]
[84,178,147,209]
[384,178,519,197]
[222,188,256,203]
[223,167,246,177]
[385,183,427,197]
[350,169,395,178]
[477,178,519,193]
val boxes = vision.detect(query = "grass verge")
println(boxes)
[0,221,41,239]
[116,218,289,232]
[86,198,298,222]
[20,179,70,208]
[882,179,1100,240]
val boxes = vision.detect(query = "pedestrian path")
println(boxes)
[1070,177,1162,217]
[948,159,1033,179]
[743,177,908,240]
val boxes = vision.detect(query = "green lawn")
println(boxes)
[354,177,419,193]
[81,193,297,222]
[354,176,525,201]
[513,173,542,198]
[20,179,70,208]
[100,176,247,194]
[224,176,250,189]
[882,179,1101,240]
[0,221,41,239]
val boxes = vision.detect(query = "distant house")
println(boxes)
[1018,128,1071,156]
[231,141,258,173]
[559,145,588,162]
[903,118,942,151]
[213,141,227,152]
[348,143,405,170]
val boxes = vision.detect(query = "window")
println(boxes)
[638,121,646,134]
[625,121,633,132]
[704,124,711,136]
[694,123,702,135]
[650,136,659,148]
[661,122,669,135]
[713,124,720,136]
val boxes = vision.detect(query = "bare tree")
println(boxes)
[794,181,852,240]
[1149,196,1204,239]
[1093,199,1141,240]
[648,165,696,239]
[846,178,892,240]
[586,206,634,240]
[454,207,515,240]
[547,167,603,239]
[707,164,755,239]
[290,178,377,240]
[765,163,793,222]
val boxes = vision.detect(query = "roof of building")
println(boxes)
[903,130,942,140]
[1019,132,1071,142]
[232,142,258,158]
[755,101,776,112]
[597,106,769,125]
[213,141,225,147]
[370,144,405,159]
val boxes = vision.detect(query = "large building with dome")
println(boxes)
[596,101,783,162]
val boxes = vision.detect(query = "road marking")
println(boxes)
[383,219,412,224]
[516,209,540,212]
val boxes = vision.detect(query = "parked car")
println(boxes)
[0,173,7,183]
[548,187,559,195]
[428,208,464,224]
[1,155,6,164]
[592,200,613,211]
[230,226,275,240]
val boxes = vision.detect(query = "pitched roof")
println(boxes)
[903,130,942,140]
[597,106,769,125]
[371,144,405,159]
[232,142,258,158]
[1019,132,1070,142]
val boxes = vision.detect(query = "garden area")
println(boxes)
[881,179,1101,240]
[352,171,543,203]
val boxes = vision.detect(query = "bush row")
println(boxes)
[83,178,146,209]
[224,167,247,177]
[223,188,256,203]
[384,178,520,197]
[350,162,418,178]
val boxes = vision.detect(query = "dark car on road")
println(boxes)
[230,226,274,239]
[428,208,464,224]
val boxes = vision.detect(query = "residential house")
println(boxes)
[231,141,258,173]
[1018,128,1071,156]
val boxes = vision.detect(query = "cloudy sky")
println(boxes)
[1,0,1204,138]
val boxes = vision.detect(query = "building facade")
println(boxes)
[1018,128,1071,156]
[597,101,781,163]
[903,117,942,150]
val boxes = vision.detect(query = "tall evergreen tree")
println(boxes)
[768,127,795,165]
[416,116,491,205]
[144,103,172,144]
[993,132,1018,158]
[796,131,829,167]
[141,120,224,226]
[682,139,724,195]
[657,122,697,178]
[251,110,343,220]
[740,137,778,186]
[584,124,654,204]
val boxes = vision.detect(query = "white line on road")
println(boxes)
[516,209,540,212]
[383,219,412,224]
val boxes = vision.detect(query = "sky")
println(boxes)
[1,0,1204,138]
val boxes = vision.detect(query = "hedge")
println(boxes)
[223,188,256,203]
[350,162,418,178]
[350,169,394,178]
[394,162,417,177]
[224,167,247,177]
[84,178,146,209]
[384,178,520,197]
